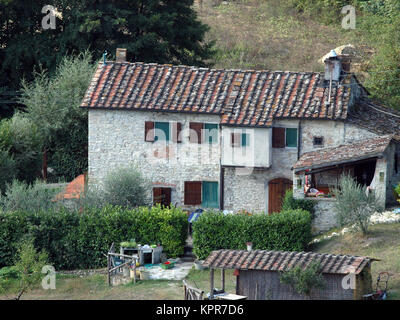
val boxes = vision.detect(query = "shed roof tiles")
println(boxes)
[81,61,356,127]
[202,249,376,275]
[293,135,393,172]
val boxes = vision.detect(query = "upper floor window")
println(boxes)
[272,127,298,148]
[190,122,219,144]
[313,136,324,146]
[230,132,249,148]
[145,121,182,142]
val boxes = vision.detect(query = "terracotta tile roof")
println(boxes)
[202,249,375,275]
[53,174,86,201]
[81,61,356,127]
[347,99,400,141]
[293,135,393,172]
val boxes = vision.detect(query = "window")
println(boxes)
[189,122,203,144]
[241,133,250,147]
[154,122,170,141]
[184,181,202,205]
[204,123,219,144]
[231,132,249,148]
[272,127,298,148]
[286,128,298,148]
[184,181,219,208]
[145,121,181,142]
[313,136,324,146]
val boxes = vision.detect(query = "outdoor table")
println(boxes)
[214,293,247,300]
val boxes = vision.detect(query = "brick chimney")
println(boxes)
[116,48,127,62]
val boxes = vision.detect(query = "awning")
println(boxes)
[293,135,393,174]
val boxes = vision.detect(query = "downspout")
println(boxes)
[297,120,301,160]
[219,125,224,210]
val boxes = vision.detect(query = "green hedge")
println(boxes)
[0,205,188,270]
[192,209,312,260]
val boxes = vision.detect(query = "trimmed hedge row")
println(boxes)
[192,209,312,260]
[0,205,188,270]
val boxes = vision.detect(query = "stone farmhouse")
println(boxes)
[81,48,400,232]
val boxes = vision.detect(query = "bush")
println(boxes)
[279,262,325,298]
[192,209,312,260]
[333,175,384,235]
[78,166,150,209]
[103,166,150,208]
[0,150,16,193]
[0,180,61,213]
[0,205,188,270]
[282,189,315,216]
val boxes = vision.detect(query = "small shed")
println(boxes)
[202,249,378,300]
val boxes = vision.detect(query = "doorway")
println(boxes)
[153,187,172,207]
[268,178,292,214]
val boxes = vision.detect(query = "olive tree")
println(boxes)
[333,175,384,235]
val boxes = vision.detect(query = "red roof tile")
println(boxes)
[81,61,357,127]
[293,135,393,172]
[202,249,376,275]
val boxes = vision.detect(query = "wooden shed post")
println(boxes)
[221,268,225,292]
[107,254,111,286]
[210,268,215,300]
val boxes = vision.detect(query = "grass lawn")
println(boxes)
[0,268,237,300]
[310,222,400,300]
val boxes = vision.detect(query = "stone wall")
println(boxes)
[311,199,338,234]
[88,109,221,209]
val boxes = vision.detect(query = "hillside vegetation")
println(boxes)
[196,0,361,71]
[196,0,400,109]
[311,223,400,300]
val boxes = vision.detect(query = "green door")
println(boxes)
[202,181,219,208]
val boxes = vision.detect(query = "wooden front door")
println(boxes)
[153,187,172,207]
[268,178,292,214]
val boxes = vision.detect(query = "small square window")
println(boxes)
[313,136,324,146]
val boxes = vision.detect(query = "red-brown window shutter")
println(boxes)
[189,122,203,144]
[184,181,202,205]
[172,122,182,143]
[230,132,241,148]
[145,121,155,142]
[272,127,285,148]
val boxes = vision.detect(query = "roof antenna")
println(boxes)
[103,50,107,66]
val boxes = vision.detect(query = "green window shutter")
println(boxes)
[204,123,218,144]
[154,122,170,141]
[286,128,297,147]
[202,181,219,208]
[241,133,249,147]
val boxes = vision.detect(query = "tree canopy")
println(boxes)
[0,0,213,117]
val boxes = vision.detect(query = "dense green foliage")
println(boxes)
[282,189,315,216]
[280,261,325,298]
[0,113,42,186]
[333,175,383,234]
[0,0,213,117]
[19,52,95,182]
[0,205,188,270]
[192,209,312,260]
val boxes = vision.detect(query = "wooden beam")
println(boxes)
[210,268,215,300]
[221,268,225,292]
